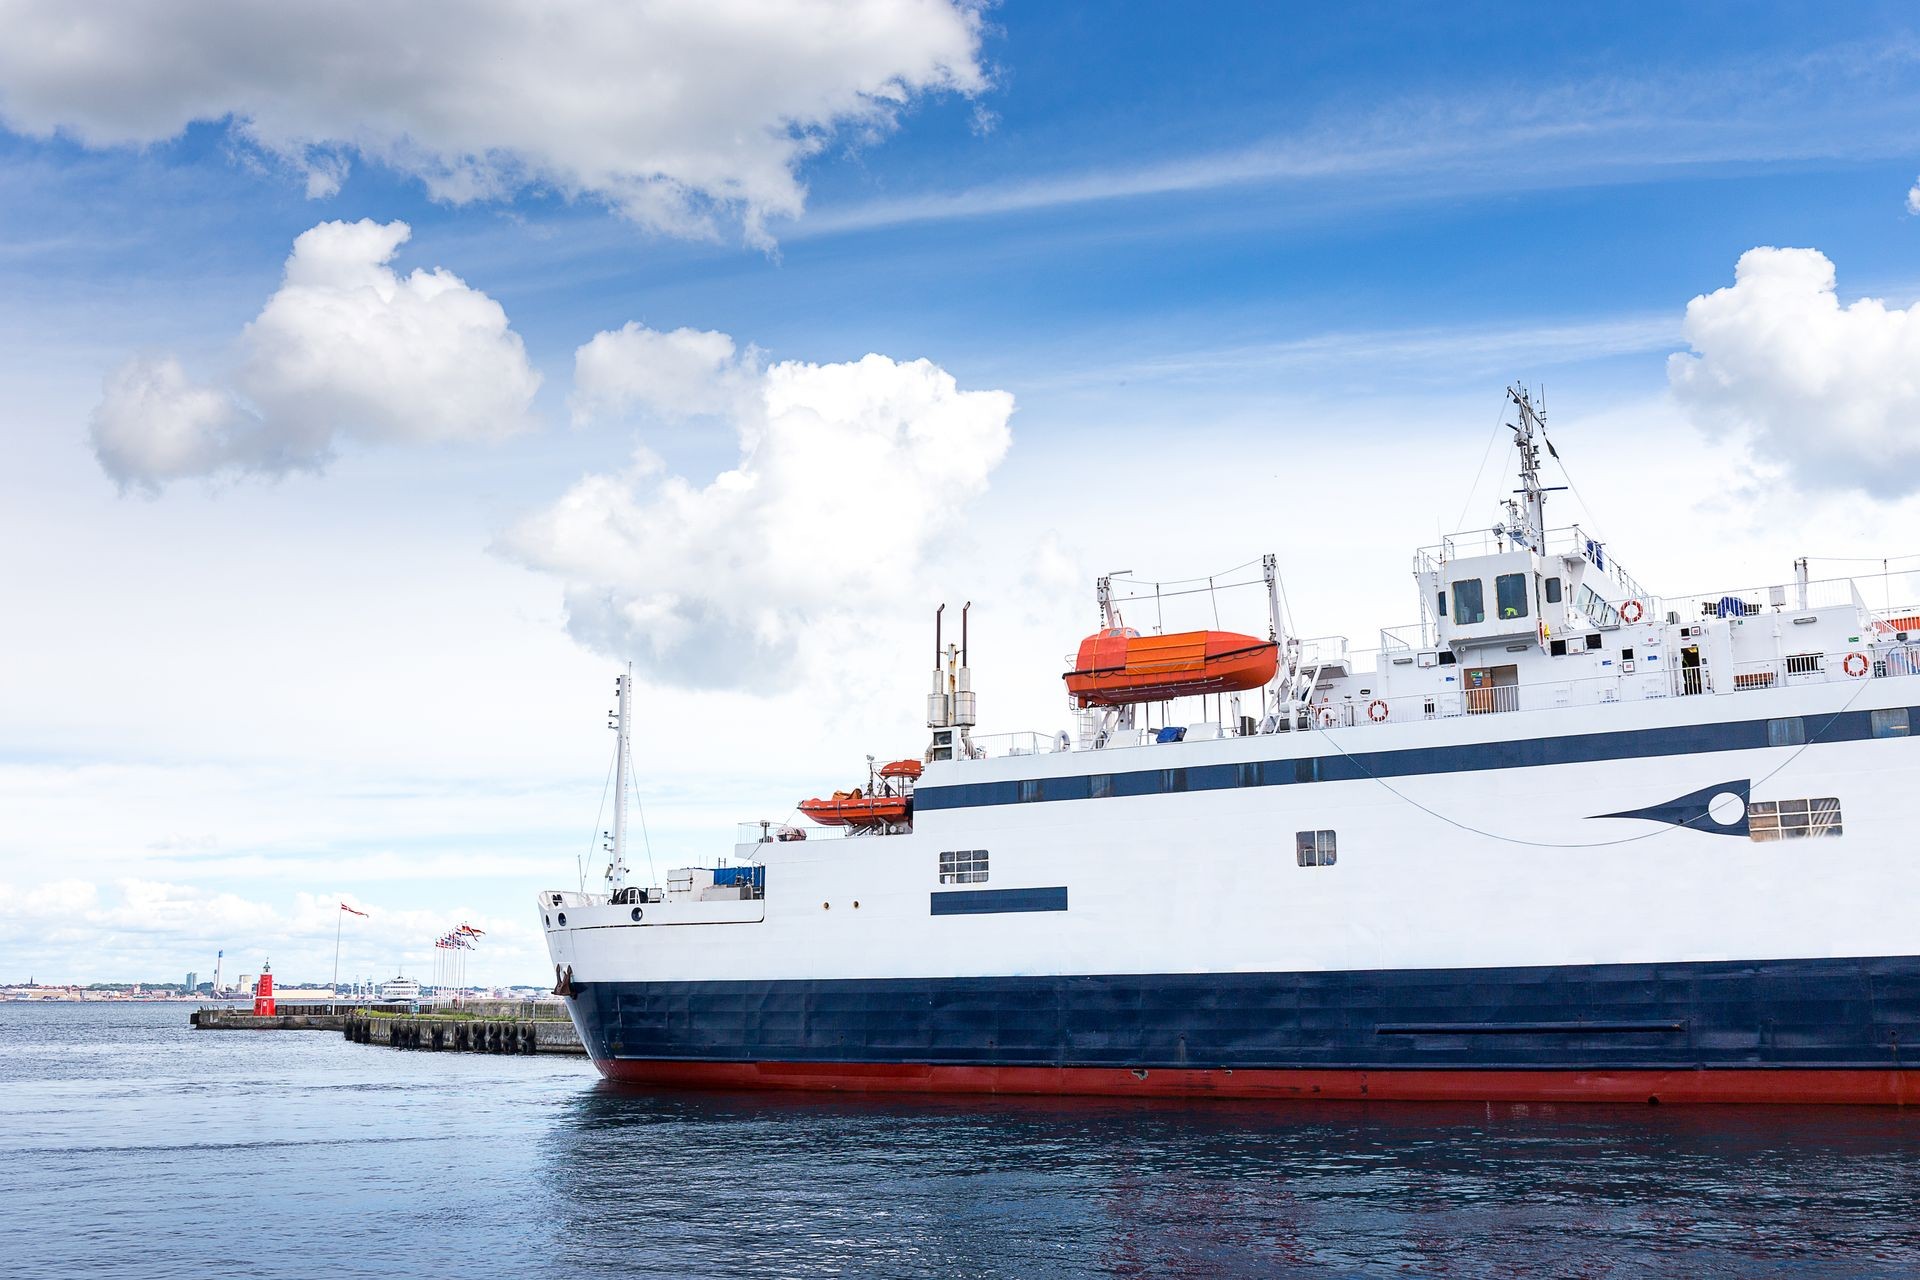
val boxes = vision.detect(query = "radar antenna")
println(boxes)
[1506,385,1556,554]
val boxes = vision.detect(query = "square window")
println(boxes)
[1452,579,1486,625]
[1495,573,1530,621]
[1294,829,1337,867]
[1161,768,1187,793]
[938,849,989,884]
[1767,717,1807,748]
[1017,779,1042,803]
[1089,774,1114,799]
[1872,708,1911,739]
[1236,762,1261,788]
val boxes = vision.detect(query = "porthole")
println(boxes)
[556,912,567,926]
[630,907,643,922]
[822,902,830,910]
[853,901,861,909]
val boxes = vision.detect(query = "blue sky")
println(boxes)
[5,1,1920,983]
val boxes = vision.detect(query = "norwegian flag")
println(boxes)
[340,903,368,917]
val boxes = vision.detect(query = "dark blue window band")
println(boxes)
[915,705,1916,812]
[930,887,1069,915]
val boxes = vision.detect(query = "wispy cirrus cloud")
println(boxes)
[789,40,1920,237]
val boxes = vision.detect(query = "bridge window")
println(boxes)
[1295,830,1337,867]
[1748,799,1842,841]
[1872,708,1911,738]
[1495,573,1530,621]
[939,849,989,884]
[1452,579,1485,625]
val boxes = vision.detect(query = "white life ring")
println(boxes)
[1620,599,1645,625]
[1316,707,1338,728]
[1367,699,1390,723]
[1843,651,1870,678]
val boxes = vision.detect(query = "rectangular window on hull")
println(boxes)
[1452,579,1485,625]
[1295,829,1337,867]
[938,849,989,884]
[1872,708,1911,738]
[1767,717,1807,748]
[1495,573,1530,621]
[1748,799,1842,841]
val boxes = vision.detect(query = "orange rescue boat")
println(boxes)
[1065,627,1279,708]
[798,790,912,828]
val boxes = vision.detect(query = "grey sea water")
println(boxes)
[7,1001,1920,1278]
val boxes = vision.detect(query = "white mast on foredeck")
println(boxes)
[606,665,631,890]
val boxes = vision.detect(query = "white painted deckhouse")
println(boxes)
[543,387,1920,1104]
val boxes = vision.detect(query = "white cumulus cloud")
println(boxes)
[0,0,986,242]
[570,323,758,426]
[1908,178,1920,215]
[1668,246,1920,497]
[91,219,540,490]
[503,328,1014,688]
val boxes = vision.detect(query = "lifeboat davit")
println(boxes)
[798,790,912,828]
[1065,627,1279,708]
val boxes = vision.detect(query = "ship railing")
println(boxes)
[972,730,1070,758]
[1656,571,1920,628]
[1334,641,1920,729]
[1716,646,1920,692]
[1378,622,1432,652]
[538,889,605,909]
[1297,635,1350,668]
[1414,525,1643,594]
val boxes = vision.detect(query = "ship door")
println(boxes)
[1680,645,1703,695]
[1465,664,1519,713]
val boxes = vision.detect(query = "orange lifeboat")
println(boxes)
[798,790,912,828]
[877,758,924,780]
[1064,627,1279,708]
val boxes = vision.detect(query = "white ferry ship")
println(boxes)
[541,388,1920,1104]
[379,975,422,1002]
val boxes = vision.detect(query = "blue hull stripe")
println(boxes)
[568,954,1920,1071]
[914,704,1917,812]
[930,886,1069,915]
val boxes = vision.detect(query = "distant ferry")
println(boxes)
[543,387,1920,1104]
[379,976,421,1002]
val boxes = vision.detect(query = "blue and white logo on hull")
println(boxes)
[1595,780,1752,837]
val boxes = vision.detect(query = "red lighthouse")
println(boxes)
[253,960,275,1017]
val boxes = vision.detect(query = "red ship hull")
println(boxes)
[596,1058,1920,1105]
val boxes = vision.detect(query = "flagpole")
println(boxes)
[333,909,343,990]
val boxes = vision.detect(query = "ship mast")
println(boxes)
[1506,385,1551,554]
[606,665,631,890]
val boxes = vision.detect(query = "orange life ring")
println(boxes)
[1843,651,1870,678]
[1367,699,1389,723]
[1317,707,1338,728]
[1620,599,1645,624]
